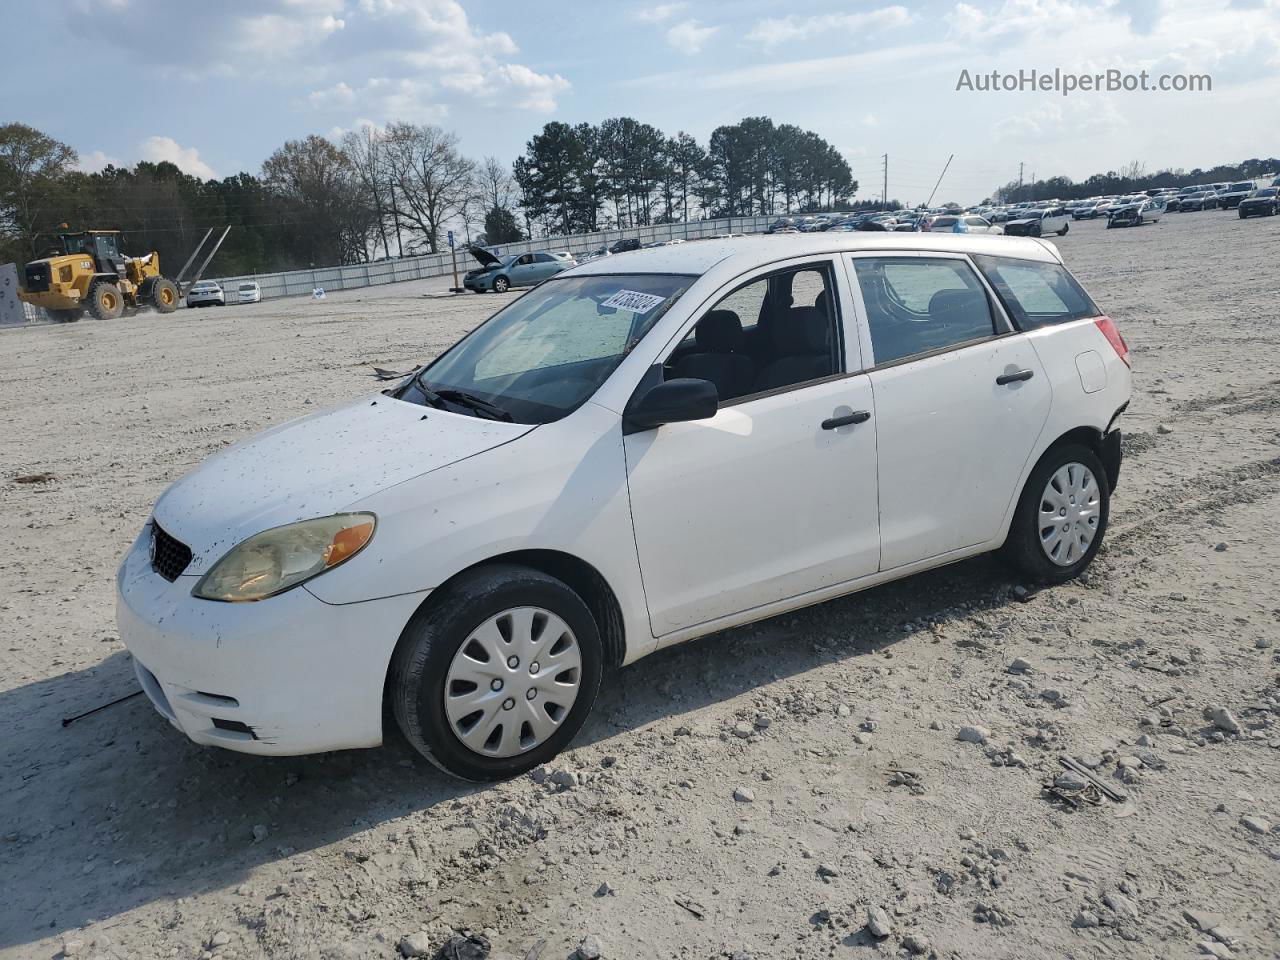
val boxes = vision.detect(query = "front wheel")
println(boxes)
[1058,223,1069,236]
[1002,444,1110,584]
[492,275,509,293]
[149,277,179,313]
[390,564,604,781]
[1030,224,1042,237]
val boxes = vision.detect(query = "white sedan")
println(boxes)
[185,281,225,307]
[118,234,1131,780]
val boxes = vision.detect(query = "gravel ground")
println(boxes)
[2,211,1279,960]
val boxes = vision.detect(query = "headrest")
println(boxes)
[695,309,744,353]
[815,288,832,318]
[928,287,987,321]
[772,306,830,355]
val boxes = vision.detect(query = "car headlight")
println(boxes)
[192,513,376,602]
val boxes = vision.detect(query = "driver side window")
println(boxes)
[664,263,841,404]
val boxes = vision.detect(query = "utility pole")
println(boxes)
[1018,161,1024,199]
[882,154,888,208]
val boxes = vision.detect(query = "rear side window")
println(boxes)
[853,257,996,365]
[972,255,1100,330]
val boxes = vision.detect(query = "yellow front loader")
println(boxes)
[18,230,179,321]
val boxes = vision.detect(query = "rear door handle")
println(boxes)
[821,410,871,430]
[996,369,1034,385]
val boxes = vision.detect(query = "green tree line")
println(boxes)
[514,116,857,235]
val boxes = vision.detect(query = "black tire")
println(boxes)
[147,277,179,313]
[86,280,124,320]
[1001,443,1110,585]
[1030,224,1042,237]
[1058,223,1069,236]
[390,564,604,781]
[492,275,509,293]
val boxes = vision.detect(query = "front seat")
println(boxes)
[671,310,756,402]
[753,307,833,392]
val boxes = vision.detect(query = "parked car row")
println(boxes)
[463,174,1280,293]
[183,280,262,308]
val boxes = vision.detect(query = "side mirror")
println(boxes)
[623,378,719,434]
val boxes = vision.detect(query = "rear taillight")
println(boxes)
[1094,315,1130,367]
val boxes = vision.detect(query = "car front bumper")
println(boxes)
[116,525,427,756]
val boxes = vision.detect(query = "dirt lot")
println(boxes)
[3,212,1279,960]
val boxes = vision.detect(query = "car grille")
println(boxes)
[152,523,193,581]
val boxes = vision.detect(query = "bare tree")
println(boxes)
[479,155,515,213]
[383,122,477,254]
[262,135,373,265]
[340,125,394,259]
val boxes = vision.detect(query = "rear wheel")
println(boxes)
[86,281,124,320]
[390,564,604,781]
[1002,443,1109,584]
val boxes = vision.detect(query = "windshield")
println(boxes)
[1230,182,1253,191]
[1252,188,1277,197]
[397,273,693,424]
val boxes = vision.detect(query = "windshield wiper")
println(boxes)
[434,388,514,422]
[410,370,444,405]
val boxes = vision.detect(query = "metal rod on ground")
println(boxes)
[925,154,955,210]
[172,227,213,290]
[61,690,143,727]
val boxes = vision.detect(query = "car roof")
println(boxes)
[564,233,1060,279]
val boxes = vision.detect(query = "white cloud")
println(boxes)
[139,136,218,179]
[634,2,685,22]
[746,7,913,49]
[666,19,718,54]
[308,81,357,107]
[946,0,1087,45]
[994,98,1124,141]
[75,150,118,173]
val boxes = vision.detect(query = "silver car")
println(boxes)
[464,249,576,293]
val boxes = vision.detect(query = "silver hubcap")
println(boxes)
[444,607,582,758]
[1039,462,1100,566]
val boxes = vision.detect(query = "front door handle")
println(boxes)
[821,410,871,430]
[996,369,1034,385]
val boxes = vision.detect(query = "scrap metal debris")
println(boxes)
[13,472,56,484]
[1046,755,1129,808]
[674,895,706,919]
[372,366,412,381]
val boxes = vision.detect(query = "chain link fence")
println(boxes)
[207,214,777,302]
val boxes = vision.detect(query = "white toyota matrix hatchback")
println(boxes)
[118,234,1131,780]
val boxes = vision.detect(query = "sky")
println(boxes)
[10,0,1280,206]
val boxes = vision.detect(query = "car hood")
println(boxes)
[469,247,503,268]
[152,396,534,574]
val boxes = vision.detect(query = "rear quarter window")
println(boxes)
[972,255,1100,330]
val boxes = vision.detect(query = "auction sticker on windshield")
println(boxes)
[601,290,666,314]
